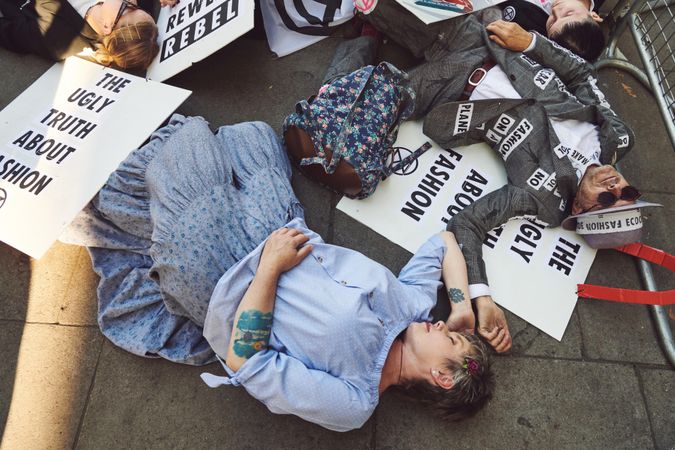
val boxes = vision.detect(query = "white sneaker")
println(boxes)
[354,0,377,14]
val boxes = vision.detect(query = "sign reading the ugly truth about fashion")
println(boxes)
[0,57,191,259]
[337,121,596,341]
[146,0,254,81]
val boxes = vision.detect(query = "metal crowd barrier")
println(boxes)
[596,0,675,367]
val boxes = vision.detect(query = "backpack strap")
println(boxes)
[382,141,433,178]
[297,66,377,174]
[576,243,675,306]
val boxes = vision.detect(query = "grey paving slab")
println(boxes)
[375,357,654,449]
[0,243,30,321]
[168,37,341,135]
[597,45,675,197]
[57,246,99,326]
[505,309,583,359]
[0,52,51,109]
[0,241,85,323]
[75,342,372,450]
[0,322,102,449]
[639,368,675,450]
[578,249,670,365]
[638,192,675,293]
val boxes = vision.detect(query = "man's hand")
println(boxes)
[446,303,476,335]
[486,20,533,52]
[159,0,178,7]
[259,228,312,275]
[475,295,512,352]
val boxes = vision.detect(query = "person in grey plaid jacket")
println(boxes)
[354,0,641,353]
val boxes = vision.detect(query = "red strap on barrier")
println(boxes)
[576,243,675,306]
[615,243,675,272]
[577,285,675,305]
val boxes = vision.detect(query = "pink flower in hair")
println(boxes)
[463,359,480,376]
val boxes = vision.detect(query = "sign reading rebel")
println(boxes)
[146,0,254,82]
[337,121,596,340]
[0,57,191,259]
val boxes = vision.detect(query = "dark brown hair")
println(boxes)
[398,333,494,421]
[550,18,605,62]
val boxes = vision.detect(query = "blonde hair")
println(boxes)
[93,22,159,70]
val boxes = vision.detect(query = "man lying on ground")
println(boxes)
[484,0,605,61]
[287,0,657,352]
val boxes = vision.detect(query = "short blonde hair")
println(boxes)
[93,21,159,70]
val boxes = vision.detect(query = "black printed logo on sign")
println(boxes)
[388,146,419,176]
[503,6,516,21]
[0,188,6,210]
[275,0,343,36]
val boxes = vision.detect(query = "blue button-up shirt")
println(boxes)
[202,218,446,431]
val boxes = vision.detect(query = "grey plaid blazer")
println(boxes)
[365,1,635,287]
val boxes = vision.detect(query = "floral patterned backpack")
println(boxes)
[283,62,431,199]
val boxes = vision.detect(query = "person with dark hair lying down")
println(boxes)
[61,114,495,431]
[493,0,606,61]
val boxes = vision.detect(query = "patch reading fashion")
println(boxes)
[498,118,533,160]
[576,210,643,235]
[533,69,555,90]
[527,168,550,190]
[453,103,474,135]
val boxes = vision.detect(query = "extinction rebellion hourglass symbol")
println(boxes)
[0,188,6,210]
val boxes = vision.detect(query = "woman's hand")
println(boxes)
[159,0,179,7]
[475,295,512,353]
[446,303,476,335]
[486,20,533,52]
[259,228,312,275]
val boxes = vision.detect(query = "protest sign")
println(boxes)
[337,121,596,340]
[146,0,254,81]
[0,57,191,259]
[260,0,354,58]
[395,0,506,25]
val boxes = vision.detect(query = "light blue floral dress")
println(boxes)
[61,114,304,365]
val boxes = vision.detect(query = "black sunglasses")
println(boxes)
[581,186,641,214]
[112,0,138,30]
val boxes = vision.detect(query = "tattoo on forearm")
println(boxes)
[448,288,465,304]
[232,310,273,359]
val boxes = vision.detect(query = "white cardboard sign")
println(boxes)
[337,121,596,340]
[146,0,255,82]
[0,57,191,259]
[260,0,354,58]
[395,0,506,25]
